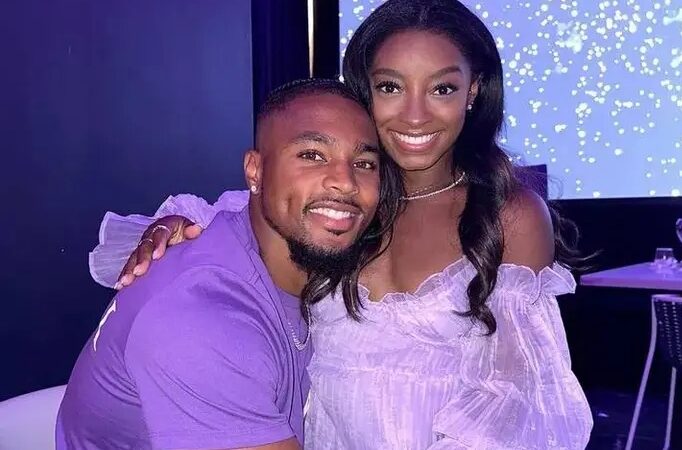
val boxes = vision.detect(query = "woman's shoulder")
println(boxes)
[500,187,555,272]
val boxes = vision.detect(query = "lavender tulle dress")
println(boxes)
[89,191,593,449]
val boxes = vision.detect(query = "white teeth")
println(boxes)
[393,132,438,145]
[310,208,353,220]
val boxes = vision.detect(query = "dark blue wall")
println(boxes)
[1,0,253,400]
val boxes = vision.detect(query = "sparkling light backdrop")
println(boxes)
[340,0,682,199]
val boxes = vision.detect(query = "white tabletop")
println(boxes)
[580,262,682,291]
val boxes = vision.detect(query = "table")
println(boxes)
[580,262,682,450]
[580,262,682,291]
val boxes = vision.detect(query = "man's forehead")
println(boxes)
[264,94,374,141]
[281,93,364,120]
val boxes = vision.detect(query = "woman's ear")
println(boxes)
[467,79,480,111]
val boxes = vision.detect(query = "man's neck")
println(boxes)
[248,200,307,297]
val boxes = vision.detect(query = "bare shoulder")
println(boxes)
[500,187,554,272]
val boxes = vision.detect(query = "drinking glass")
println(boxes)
[653,247,676,269]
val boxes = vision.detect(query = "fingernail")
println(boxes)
[114,282,122,290]
[152,250,160,260]
[133,265,143,276]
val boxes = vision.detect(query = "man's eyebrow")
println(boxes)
[290,131,336,145]
[355,142,379,155]
[289,130,378,155]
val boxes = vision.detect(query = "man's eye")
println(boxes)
[354,160,377,170]
[298,151,325,162]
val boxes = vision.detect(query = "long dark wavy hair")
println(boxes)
[260,79,404,322]
[342,0,583,334]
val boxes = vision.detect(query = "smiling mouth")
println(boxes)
[391,131,440,146]
[308,207,355,221]
[306,202,362,235]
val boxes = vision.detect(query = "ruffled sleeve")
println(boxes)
[89,190,249,288]
[430,263,593,450]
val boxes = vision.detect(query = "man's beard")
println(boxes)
[264,214,363,277]
[286,235,363,277]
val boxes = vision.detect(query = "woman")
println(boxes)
[91,0,592,448]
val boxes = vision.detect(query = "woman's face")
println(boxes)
[369,30,477,173]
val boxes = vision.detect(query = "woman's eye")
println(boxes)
[375,81,401,95]
[433,84,456,96]
[299,151,325,162]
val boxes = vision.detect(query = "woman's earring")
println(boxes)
[467,89,475,112]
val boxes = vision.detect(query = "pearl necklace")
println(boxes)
[401,171,466,201]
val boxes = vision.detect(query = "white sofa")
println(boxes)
[0,385,66,450]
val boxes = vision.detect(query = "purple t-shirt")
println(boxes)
[57,208,311,449]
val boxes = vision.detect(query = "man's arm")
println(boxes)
[232,439,301,450]
[125,266,300,450]
[89,190,249,289]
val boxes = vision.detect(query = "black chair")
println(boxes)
[626,294,682,450]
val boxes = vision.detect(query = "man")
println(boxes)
[57,79,395,449]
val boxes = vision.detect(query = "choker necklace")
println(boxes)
[401,171,466,201]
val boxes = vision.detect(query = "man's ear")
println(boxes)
[244,149,262,195]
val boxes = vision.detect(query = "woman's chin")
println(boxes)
[389,152,451,173]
